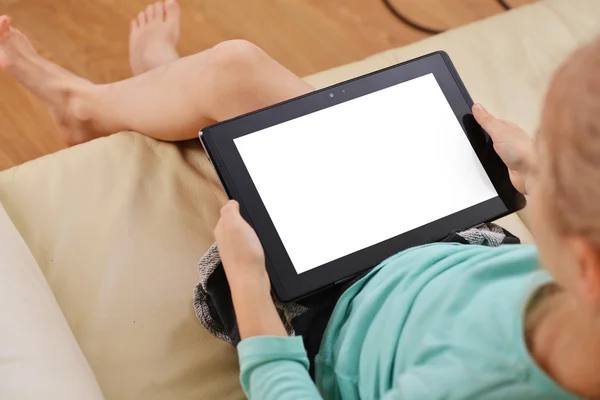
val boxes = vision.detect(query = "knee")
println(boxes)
[210,40,266,72]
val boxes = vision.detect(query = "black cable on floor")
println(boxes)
[381,0,443,35]
[496,0,512,10]
[382,0,512,35]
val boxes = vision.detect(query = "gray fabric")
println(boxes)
[193,244,233,343]
[456,223,508,247]
[193,244,308,344]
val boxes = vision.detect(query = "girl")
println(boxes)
[1,3,599,398]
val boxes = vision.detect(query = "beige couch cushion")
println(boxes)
[0,0,598,398]
[0,137,243,400]
[0,204,103,399]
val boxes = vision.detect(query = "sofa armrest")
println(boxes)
[0,203,104,399]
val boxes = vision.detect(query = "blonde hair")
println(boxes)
[542,37,600,249]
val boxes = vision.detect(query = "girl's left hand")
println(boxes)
[472,104,535,195]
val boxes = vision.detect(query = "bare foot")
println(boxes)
[129,0,181,76]
[0,15,105,145]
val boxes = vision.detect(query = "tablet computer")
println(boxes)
[200,51,526,302]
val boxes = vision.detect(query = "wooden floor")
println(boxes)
[0,0,534,171]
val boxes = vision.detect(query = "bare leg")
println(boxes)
[0,10,313,145]
[85,40,314,141]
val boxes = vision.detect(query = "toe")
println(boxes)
[0,15,11,36]
[130,19,138,33]
[137,11,146,27]
[165,0,180,20]
[145,4,156,21]
[154,1,165,22]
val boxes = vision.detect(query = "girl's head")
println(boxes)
[529,37,600,302]
[526,37,600,397]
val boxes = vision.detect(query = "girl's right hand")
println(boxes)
[472,104,535,195]
[214,200,270,292]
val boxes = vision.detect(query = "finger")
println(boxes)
[472,103,494,127]
[219,201,241,226]
[220,200,240,216]
[214,212,228,239]
[472,104,503,140]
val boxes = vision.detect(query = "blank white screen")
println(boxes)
[234,74,498,274]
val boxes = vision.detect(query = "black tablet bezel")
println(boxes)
[201,51,526,302]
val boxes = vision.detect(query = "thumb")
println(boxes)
[472,104,501,141]
[221,200,240,216]
[220,201,242,224]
